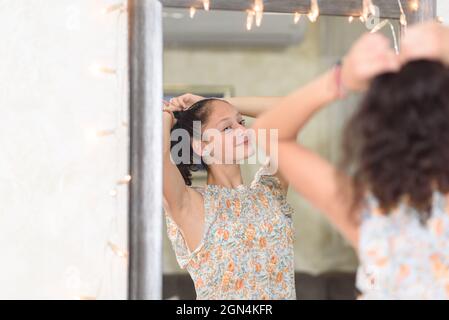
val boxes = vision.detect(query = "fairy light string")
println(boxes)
[180,0,425,31]
[75,0,130,300]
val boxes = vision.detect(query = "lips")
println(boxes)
[235,134,249,147]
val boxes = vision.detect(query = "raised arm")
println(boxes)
[168,93,282,118]
[162,102,205,252]
[253,34,400,247]
[162,102,190,216]
[226,97,283,118]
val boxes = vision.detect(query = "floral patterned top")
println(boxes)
[165,166,296,300]
[357,192,449,299]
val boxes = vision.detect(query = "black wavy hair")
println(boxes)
[341,60,449,220]
[170,98,221,186]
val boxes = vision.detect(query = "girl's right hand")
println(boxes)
[341,33,400,92]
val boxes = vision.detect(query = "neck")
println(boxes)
[207,164,243,189]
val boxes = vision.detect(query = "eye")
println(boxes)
[223,126,232,133]
[239,119,246,126]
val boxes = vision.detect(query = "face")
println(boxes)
[194,100,255,165]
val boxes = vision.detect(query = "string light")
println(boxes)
[307,0,319,23]
[370,19,399,54]
[253,0,264,27]
[397,0,407,27]
[348,16,354,23]
[202,0,210,11]
[97,129,116,137]
[246,10,255,31]
[294,12,302,24]
[189,6,196,19]
[409,0,419,12]
[370,19,389,33]
[102,3,126,14]
[107,241,129,259]
[84,128,116,143]
[110,189,118,197]
[117,174,132,185]
[90,63,117,76]
[362,0,376,21]
[75,0,129,300]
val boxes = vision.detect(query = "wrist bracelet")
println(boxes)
[334,60,347,99]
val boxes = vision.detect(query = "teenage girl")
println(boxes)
[254,23,449,299]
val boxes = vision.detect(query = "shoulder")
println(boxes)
[251,163,284,194]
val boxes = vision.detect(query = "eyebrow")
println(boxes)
[214,112,242,127]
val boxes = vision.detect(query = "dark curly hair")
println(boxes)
[341,60,449,220]
[170,98,221,186]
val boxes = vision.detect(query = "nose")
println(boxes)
[234,128,249,145]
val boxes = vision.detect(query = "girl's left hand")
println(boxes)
[399,22,449,66]
[168,93,204,110]
[341,33,400,92]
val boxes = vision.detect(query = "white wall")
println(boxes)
[0,0,129,299]
[438,0,449,25]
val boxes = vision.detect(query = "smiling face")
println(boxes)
[194,100,255,165]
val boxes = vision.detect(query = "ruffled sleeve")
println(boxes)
[251,161,294,217]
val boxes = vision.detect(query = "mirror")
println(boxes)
[160,6,400,300]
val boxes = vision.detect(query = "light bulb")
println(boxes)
[108,241,128,259]
[190,7,196,18]
[410,0,419,12]
[89,63,117,77]
[102,3,126,14]
[246,10,255,31]
[307,0,319,23]
[254,0,264,27]
[203,0,210,11]
[117,175,132,185]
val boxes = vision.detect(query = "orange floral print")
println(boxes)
[165,166,296,300]
[245,224,256,241]
[358,192,449,299]
[276,272,283,283]
[196,278,204,288]
[235,279,244,290]
[258,192,269,208]
[259,237,267,248]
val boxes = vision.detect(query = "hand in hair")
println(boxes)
[400,22,449,66]
[168,93,204,110]
[341,33,400,92]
